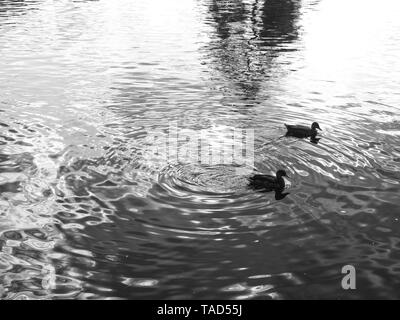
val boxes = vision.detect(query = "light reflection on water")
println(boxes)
[0,0,400,299]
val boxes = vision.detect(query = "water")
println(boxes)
[0,0,399,299]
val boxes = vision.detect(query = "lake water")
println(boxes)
[0,0,399,299]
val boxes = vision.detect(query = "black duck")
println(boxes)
[285,122,322,138]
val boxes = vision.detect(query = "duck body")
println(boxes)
[249,174,285,191]
[249,169,287,190]
[285,122,321,138]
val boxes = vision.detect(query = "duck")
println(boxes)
[249,169,289,200]
[285,122,322,138]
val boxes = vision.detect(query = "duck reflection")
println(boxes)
[310,136,321,144]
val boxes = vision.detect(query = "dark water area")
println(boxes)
[0,0,400,299]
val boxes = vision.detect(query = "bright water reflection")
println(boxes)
[0,0,400,299]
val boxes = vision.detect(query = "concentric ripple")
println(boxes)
[158,163,251,195]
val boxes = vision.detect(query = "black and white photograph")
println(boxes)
[0,0,399,304]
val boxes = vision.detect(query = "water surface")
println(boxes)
[0,0,400,299]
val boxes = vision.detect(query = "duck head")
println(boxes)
[311,122,322,131]
[276,169,288,179]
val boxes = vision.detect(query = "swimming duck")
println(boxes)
[285,122,322,138]
[249,170,289,200]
